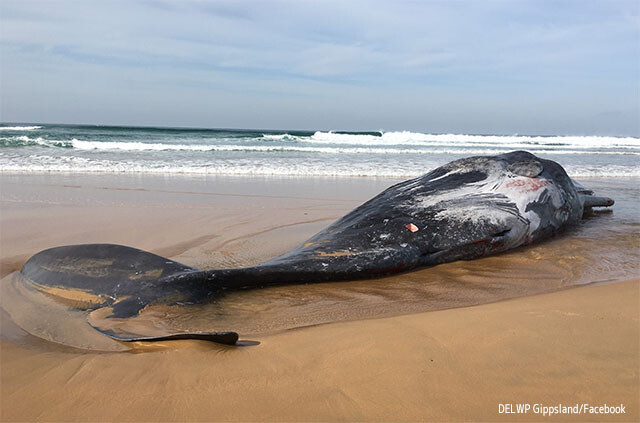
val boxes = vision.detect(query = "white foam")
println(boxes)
[307,131,640,149]
[2,136,71,148]
[7,137,637,156]
[0,126,42,131]
[1,153,639,178]
[261,133,302,141]
[15,135,40,143]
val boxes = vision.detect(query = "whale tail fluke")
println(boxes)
[19,243,239,345]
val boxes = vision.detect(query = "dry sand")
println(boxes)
[1,173,638,422]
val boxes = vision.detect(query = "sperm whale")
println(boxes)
[20,151,614,344]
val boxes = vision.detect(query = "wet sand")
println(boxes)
[1,173,638,421]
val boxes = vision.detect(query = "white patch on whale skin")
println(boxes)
[411,180,485,210]
[434,203,510,226]
[428,170,457,182]
[406,158,570,244]
[405,158,499,193]
[496,176,564,236]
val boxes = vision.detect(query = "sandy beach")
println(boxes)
[1,173,638,421]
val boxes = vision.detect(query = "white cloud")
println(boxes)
[1,0,638,135]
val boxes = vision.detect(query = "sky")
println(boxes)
[1,0,638,136]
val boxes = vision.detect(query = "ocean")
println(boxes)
[1,123,638,177]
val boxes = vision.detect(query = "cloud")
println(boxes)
[1,0,638,135]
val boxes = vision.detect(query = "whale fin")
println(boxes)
[20,243,199,310]
[94,329,239,345]
[572,180,614,212]
[86,305,238,345]
[581,194,615,208]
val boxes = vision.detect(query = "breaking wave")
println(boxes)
[1,125,638,178]
[2,136,638,156]
[0,125,43,131]
[305,131,640,149]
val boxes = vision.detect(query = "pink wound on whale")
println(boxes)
[505,178,549,192]
[405,223,419,232]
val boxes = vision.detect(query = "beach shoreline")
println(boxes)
[1,172,638,421]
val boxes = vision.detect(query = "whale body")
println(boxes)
[20,151,614,344]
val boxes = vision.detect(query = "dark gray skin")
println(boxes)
[20,151,614,345]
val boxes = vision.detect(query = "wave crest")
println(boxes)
[0,126,43,131]
[308,131,640,149]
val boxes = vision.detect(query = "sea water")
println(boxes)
[1,123,638,177]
